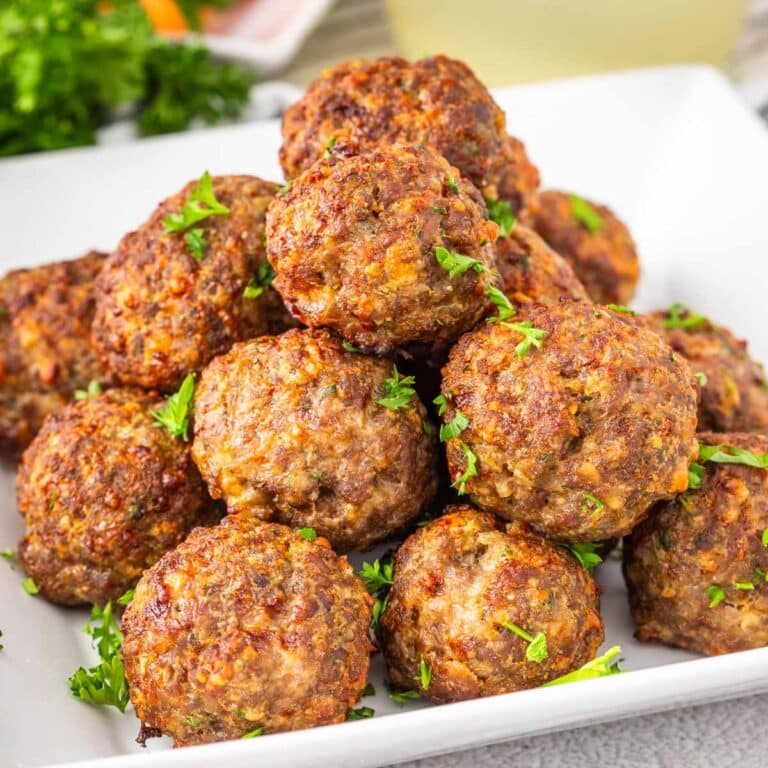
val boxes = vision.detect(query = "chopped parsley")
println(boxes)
[389,688,421,705]
[698,442,768,469]
[435,246,489,279]
[298,527,317,542]
[687,462,705,490]
[357,557,394,632]
[151,373,196,441]
[570,195,603,234]
[68,600,129,712]
[363,683,376,697]
[117,589,134,606]
[452,441,478,495]
[502,621,549,663]
[446,177,459,194]
[74,380,102,401]
[663,303,709,331]
[605,304,634,315]
[277,180,292,196]
[543,646,623,686]
[341,340,360,353]
[243,261,276,299]
[22,577,38,596]
[694,372,708,386]
[439,410,469,442]
[735,581,755,591]
[1,548,15,564]
[324,136,337,156]
[762,528,768,548]
[416,656,432,690]
[431,205,447,215]
[347,706,375,720]
[433,391,452,416]
[485,197,516,237]
[162,171,230,261]
[581,492,605,516]
[242,727,265,739]
[377,366,416,411]
[486,286,547,357]
[566,542,603,575]
[707,585,725,608]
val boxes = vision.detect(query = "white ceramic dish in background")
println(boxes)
[1,65,767,768]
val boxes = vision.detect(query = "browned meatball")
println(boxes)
[122,515,373,746]
[267,144,498,355]
[642,307,768,433]
[280,55,540,211]
[92,175,285,392]
[496,225,589,304]
[17,389,212,605]
[525,190,639,305]
[439,302,699,542]
[192,328,438,551]
[380,506,604,703]
[624,432,768,655]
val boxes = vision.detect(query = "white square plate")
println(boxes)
[1,64,768,768]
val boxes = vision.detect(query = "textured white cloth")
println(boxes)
[393,694,768,767]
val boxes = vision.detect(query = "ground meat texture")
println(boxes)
[266,144,498,355]
[524,190,639,305]
[496,225,589,304]
[380,506,604,703]
[279,55,540,211]
[440,302,699,542]
[92,176,283,392]
[192,328,438,551]
[16,389,212,605]
[122,515,373,746]
[624,432,768,655]
[642,309,768,433]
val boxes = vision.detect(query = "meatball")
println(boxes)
[642,307,768,433]
[439,302,699,542]
[280,55,540,212]
[192,328,439,551]
[266,143,498,355]
[380,506,604,703]
[122,515,373,746]
[17,389,212,605]
[496,225,589,304]
[524,190,639,304]
[92,175,285,392]
[624,432,768,655]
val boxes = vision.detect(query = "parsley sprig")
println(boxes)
[435,246,489,278]
[347,706,375,720]
[244,261,276,299]
[452,441,478,495]
[416,656,432,690]
[502,621,549,663]
[163,171,230,261]
[566,542,603,575]
[357,557,394,632]
[663,303,709,331]
[543,646,623,686]
[707,585,725,608]
[389,688,421,705]
[152,373,195,441]
[68,600,129,712]
[439,410,469,442]
[74,380,102,401]
[377,366,416,411]
[698,442,768,469]
[486,287,547,358]
[485,197,517,238]
[569,195,603,234]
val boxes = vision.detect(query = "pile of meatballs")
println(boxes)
[3,55,768,747]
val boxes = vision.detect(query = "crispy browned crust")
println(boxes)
[642,311,768,433]
[380,506,604,703]
[624,432,768,655]
[440,302,699,542]
[92,175,284,392]
[279,55,539,210]
[496,225,589,304]
[524,190,639,305]
[122,515,373,745]
[192,328,439,551]
[17,389,212,605]
[266,143,499,355]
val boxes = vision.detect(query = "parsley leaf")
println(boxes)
[694,372,708,386]
[486,287,547,357]
[605,304,634,315]
[117,589,135,606]
[74,380,102,401]
[363,683,376,697]
[68,600,129,712]
[435,246,489,279]
[347,706,375,720]
[570,195,603,234]
[485,197,517,237]
[543,646,623,686]
[151,373,196,441]
[663,303,709,331]
[485,286,516,322]
[341,340,359,353]
[242,727,265,739]
[735,581,755,591]
[439,410,469,442]
[377,366,416,411]
[452,441,478,495]
[502,621,549,663]
[244,261,276,299]
[416,656,432,690]
[298,527,317,542]
[688,463,705,490]
[446,177,459,194]
[357,559,394,594]
[433,392,452,416]
[581,492,605,515]
[707,585,725,608]
[762,528,768,548]
[185,228,207,262]
[389,688,421,705]
[566,542,603,575]
[22,577,38,596]
[698,442,768,469]
[1,548,15,564]
[277,180,292,196]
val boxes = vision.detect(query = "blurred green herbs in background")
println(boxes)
[0,0,252,157]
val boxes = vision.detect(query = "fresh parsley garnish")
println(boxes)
[734,581,755,591]
[416,657,432,690]
[433,392,452,416]
[502,622,549,663]
[486,287,547,357]
[663,303,709,331]
[762,528,768,548]
[74,380,102,401]
[707,585,725,608]
[347,706,375,720]
[117,589,135,606]
[694,372,708,386]
[324,136,337,156]
[566,542,603,575]
[363,683,376,697]
[389,688,421,705]
[486,285,516,321]
[277,180,292,196]
[698,442,768,469]
[452,441,478,495]
[242,727,265,739]
[341,340,359,353]
[485,197,516,237]
[581,492,605,515]
[543,646,623,686]
[570,195,603,234]
[1,548,15,564]
[688,463,705,490]
[68,600,129,712]
[357,558,394,632]
[439,410,469,442]
[298,527,317,542]
[243,261,276,299]
[446,177,459,194]
[377,366,416,411]
[605,304,634,315]
[162,171,229,260]
[22,577,38,596]
[435,246,489,279]
[151,373,195,441]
